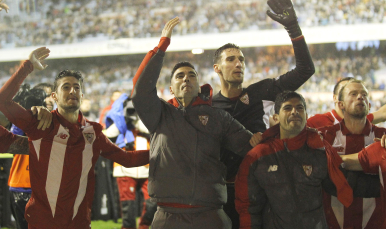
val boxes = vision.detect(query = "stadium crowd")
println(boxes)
[0,41,385,122]
[1,0,386,48]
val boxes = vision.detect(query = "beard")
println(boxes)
[347,107,368,119]
[59,102,80,113]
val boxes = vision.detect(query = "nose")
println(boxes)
[183,74,190,82]
[70,87,76,94]
[291,107,299,115]
[357,93,365,100]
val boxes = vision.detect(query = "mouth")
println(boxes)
[233,71,243,75]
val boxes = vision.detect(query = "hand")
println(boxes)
[250,132,263,147]
[266,0,297,27]
[28,47,50,70]
[31,106,52,130]
[161,17,180,39]
[0,0,9,13]
[374,134,386,148]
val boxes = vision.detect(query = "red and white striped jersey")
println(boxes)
[307,109,374,129]
[0,61,149,229]
[318,120,386,229]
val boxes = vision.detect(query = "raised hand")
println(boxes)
[28,47,50,70]
[266,0,297,27]
[250,132,263,147]
[161,17,180,39]
[31,106,52,130]
[0,0,9,13]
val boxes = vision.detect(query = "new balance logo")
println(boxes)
[267,165,278,172]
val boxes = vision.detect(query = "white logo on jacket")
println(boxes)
[267,165,278,172]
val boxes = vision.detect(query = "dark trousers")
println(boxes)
[223,183,239,229]
[10,191,31,229]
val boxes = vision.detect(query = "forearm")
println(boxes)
[7,136,29,155]
[371,106,386,124]
[0,61,34,127]
[341,153,363,171]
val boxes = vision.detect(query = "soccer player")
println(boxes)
[212,0,315,226]
[131,17,260,229]
[0,47,149,229]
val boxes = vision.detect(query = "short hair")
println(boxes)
[213,43,240,64]
[13,84,46,109]
[54,70,84,92]
[170,61,197,80]
[338,79,366,101]
[333,77,353,96]
[33,83,54,92]
[274,91,307,114]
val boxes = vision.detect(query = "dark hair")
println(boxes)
[54,70,84,92]
[170,61,197,80]
[274,91,307,114]
[33,83,54,91]
[338,79,365,101]
[13,84,46,109]
[333,77,353,96]
[213,43,240,64]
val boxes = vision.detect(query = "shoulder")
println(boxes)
[307,112,334,128]
[246,78,273,91]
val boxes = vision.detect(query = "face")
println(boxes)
[214,48,245,85]
[52,76,83,112]
[169,66,200,100]
[273,98,307,136]
[111,91,122,102]
[43,87,55,111]
[339,82,370,119]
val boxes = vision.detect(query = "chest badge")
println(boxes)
[303,165,313,176]
[240,93,250,105]
[83,133,95,144]
[198,115,209,126]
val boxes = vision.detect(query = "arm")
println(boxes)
[265,0,315,93]
[0,48,50,132]
[131,17,179,133]
[0,0,9,13]
[371,104,386,124]
[99,131,149,167]
[235,148,267,229]
[221,111,253,157]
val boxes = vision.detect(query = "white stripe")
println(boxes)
[364,129,375,147]
[331,111,340,124]
[262,100,275,130]
[332,129,346,155]
[32,139,42,160]
[72,125,95,219]
[331,196,344,229]
[362,198,376,228]
[46,125,69,217]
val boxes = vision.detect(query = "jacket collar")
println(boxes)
[167,84,213,108]
[54,109,86,127]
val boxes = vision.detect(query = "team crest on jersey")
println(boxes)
[303,165,312,176]
[240,93,249,105]
[83,133,95,144]
[198,115,209,126]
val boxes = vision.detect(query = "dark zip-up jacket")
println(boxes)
[132,37,253,207]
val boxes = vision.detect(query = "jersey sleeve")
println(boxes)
[0,125,17,153]
[99,131,149,167]
[131,37,170,133]
[235,146,269,229]
[0,61,40,134]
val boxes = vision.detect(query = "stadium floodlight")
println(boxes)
[191,49,204,54]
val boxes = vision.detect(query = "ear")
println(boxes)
[169,86,174,95]
[52,92,58,102]
[338,101,345,111]
[333,94,339,103]
[273,114,279,123]
[369,102,371,110]
[198,86,201,93]
[213,64,221,74]
[306,113,308,120]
